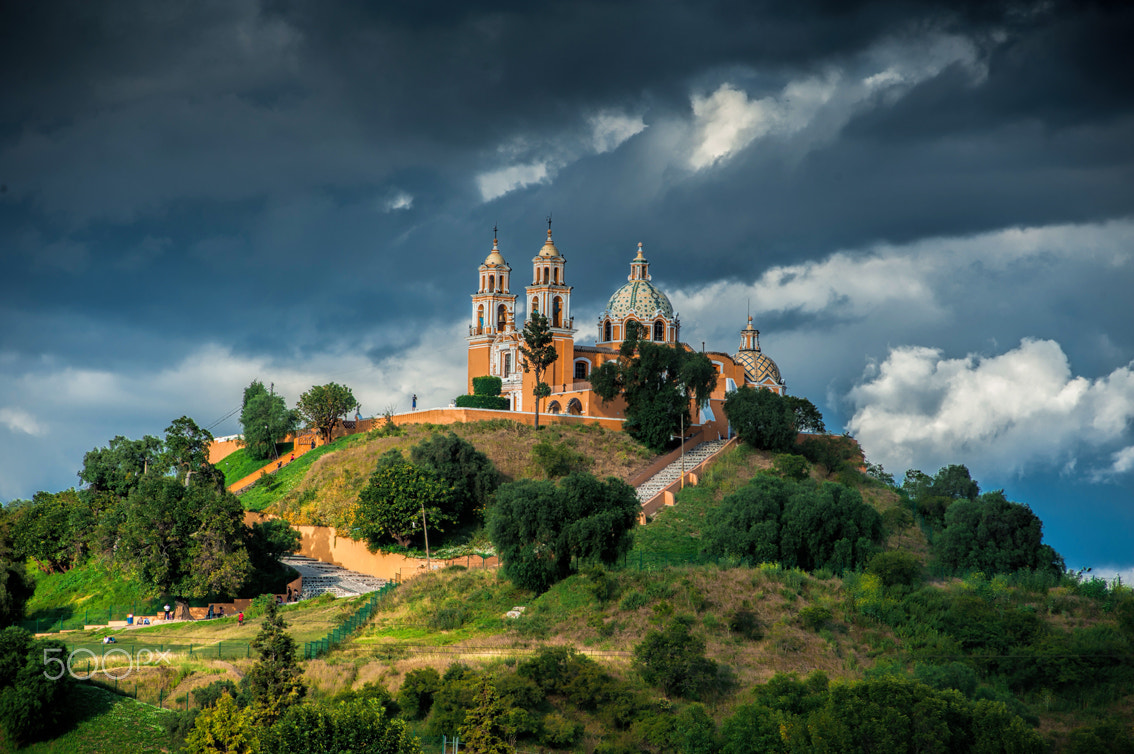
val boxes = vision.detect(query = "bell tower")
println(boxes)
[467,229,517,393]
[522,219,577,401]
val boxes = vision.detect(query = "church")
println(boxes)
[467,225,785,438]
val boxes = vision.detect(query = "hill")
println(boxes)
[11,424,1134,752]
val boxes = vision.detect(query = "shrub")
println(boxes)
[472,376,503,396]
[531,439,592,478]
[455,394,510,410]
[398,668,441,720]
[772,453,810,481]
[620,590,649,611]
[633,617,719,699]
[867,551,923,588]
[798,605,833,631]
[728,608,764,640]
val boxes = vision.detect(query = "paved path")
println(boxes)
[282,555,389,599]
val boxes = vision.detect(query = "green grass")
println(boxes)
[24,559,163,629]
[17,684,178,753]
[629,482,718,560]
[236,434,369,511]
[216,443,293,486]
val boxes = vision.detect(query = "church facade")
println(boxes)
[467,226,785,436]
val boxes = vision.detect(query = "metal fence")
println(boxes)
[22,600,171,633]
[304,582,397,660]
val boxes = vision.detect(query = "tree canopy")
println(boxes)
[410,432,500,525]
[353,459,455,548]
[6,489,93,574]
[112,474,251,603]
[705,475,883,573]
[78,434,164,498]
[240,380,299,461]
[590,323,716,452]
[296,382,358,446]
[936,490,1064,576]
[518,312,557,430]
[489,472,639,592]
[724,386,798,453]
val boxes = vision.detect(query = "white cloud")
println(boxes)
[845,339,1134,478]
[686,33,979,170]
[589,111,646,154]
[0,407,46,437]
[477,161,550,202]
[668,219,1134,339]
[384,191,413,211]
[1107,446,1134,475]
[0,321,469,501]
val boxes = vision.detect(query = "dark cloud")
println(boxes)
[3,0,1134,569]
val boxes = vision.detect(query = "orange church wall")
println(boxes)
[209,438,243,464]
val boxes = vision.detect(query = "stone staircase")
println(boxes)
[635,439,731,503]
[281,555,389,599]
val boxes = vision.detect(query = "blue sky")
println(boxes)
[2,0,1132,577]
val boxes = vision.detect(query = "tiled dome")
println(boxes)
[735,349,783,385]
[606,279,674,319]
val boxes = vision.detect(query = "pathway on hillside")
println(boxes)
[228,432,320,493]
[634,438,731,503]
[283,555,389,599]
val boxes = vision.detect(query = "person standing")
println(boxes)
[412,394,417,411]
[163,603,171,620]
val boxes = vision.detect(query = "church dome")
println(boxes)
[483,237,507,267]
[734,349,783,386]
[606,279,675,319]
[535,228,562,259]
[604,242,674,319]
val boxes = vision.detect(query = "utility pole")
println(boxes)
[421,503,431,571]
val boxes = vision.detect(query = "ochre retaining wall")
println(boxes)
[293,524,497,582]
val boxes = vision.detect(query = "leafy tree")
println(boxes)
[113,474,251,610]
[163,416,217,485]
[411,433,500,523]
[785,395,826,434]
[0,627,73,746]
[185,691,257,754]
[489,473,639,592]
[354,460,454,548]
[936,490,1064,576]
[78,434,164,498]
[633,617,719,699]
[929,464,980,501]
[518,312,557,430]
[0,511,33,627]
[590,322,716,452]
[7,489,93,573]
[724,386,797,452]
[262,698,422,754]
[459,679,516,754]
[398,667,442,720]
[245,601,306,723]
[296,382,359,446]
[239,380,299,461]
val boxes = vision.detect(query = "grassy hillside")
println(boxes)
[14,685,179,754]
[256,420,654,526]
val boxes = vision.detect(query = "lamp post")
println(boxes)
[421,503,431,571]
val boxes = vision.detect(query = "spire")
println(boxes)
[537,225,561,258]
[483,231,507,267]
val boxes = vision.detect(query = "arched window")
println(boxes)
[547,401,562,415]
[497,304,507,330]
[604,320,612,342]
[554,267,559,284]
[488,274,495,292]
[567,398,583,415]
[531,297,539,315]
[477,304,484,332]
[543,267,550,284]
[574,360,588,380]
[552,297,562,328]
[481,275,485,292]
[654,320,665,341]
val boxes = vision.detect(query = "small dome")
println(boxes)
[483,238,507,267]
[606,279,674,319]
[734,349,783,386]
[536,229,561,259]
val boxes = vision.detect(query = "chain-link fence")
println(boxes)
[304,582,397,660]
